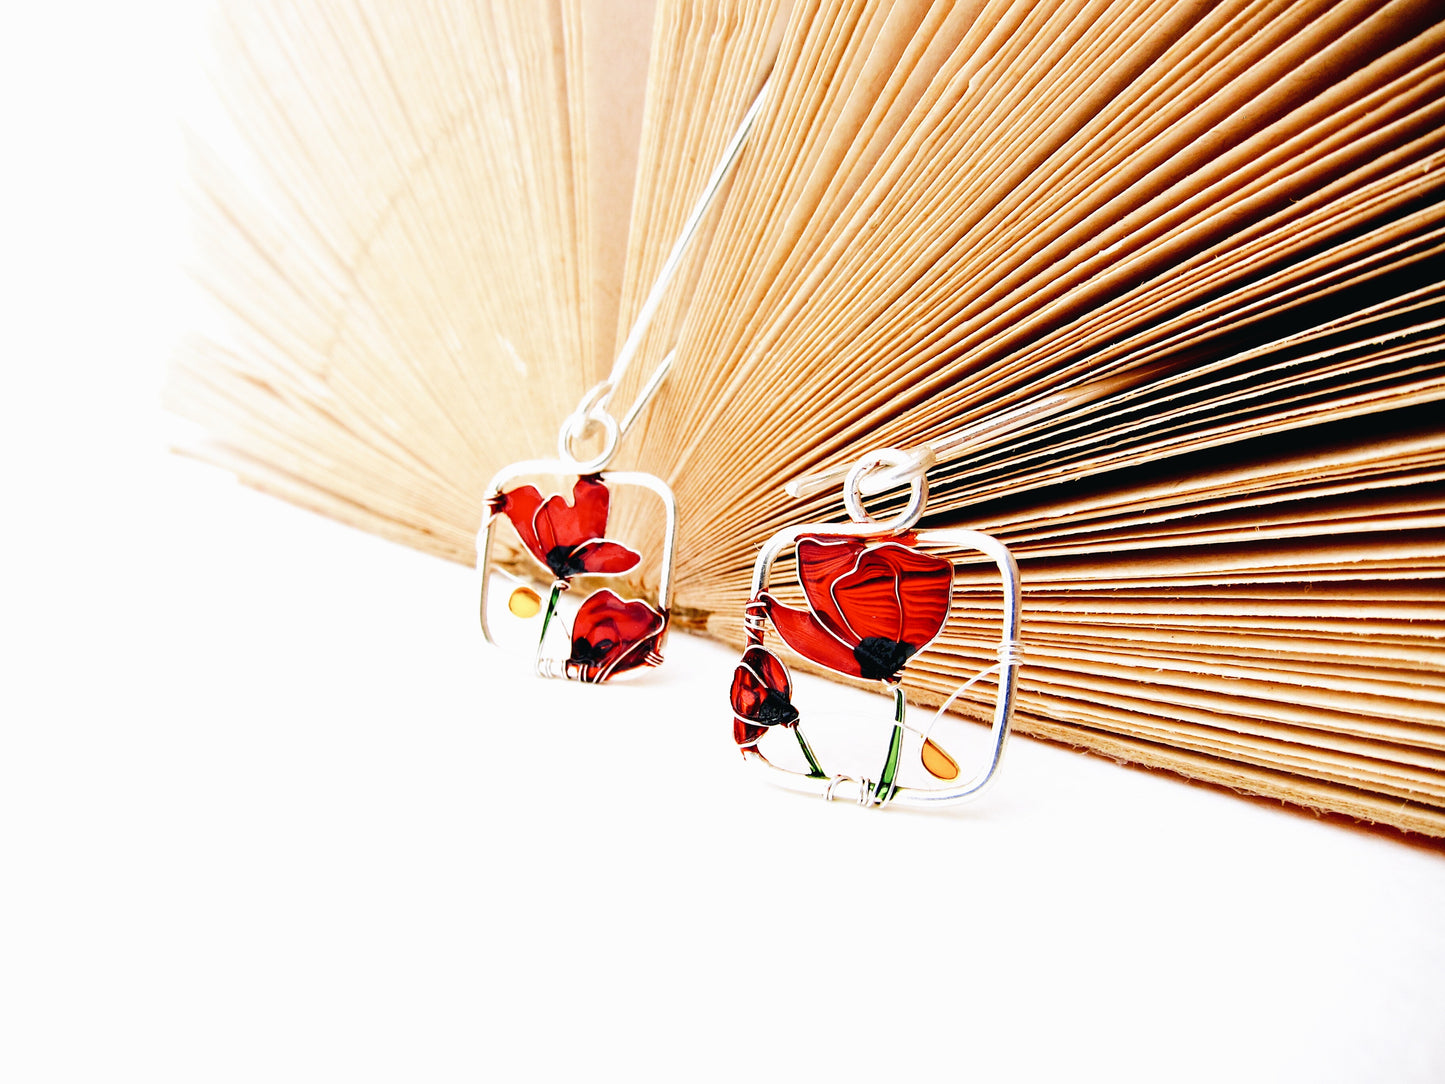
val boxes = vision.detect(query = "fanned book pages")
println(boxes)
[167,0,1445,836]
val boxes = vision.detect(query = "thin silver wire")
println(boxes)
[785,368,1142,499]
[558,80,770,470]
[604,81,769,395]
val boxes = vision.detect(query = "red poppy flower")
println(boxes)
[729,645,798,747]
[568,589,666,682]
[489,476,641,581]
[759,535,952,682]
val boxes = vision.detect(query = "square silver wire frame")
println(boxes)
[476,458,678,668]
[742,520,1022,808]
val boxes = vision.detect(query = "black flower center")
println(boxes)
[853,637,916,682]
[546,545,589,579]
[570,636,617,666]
[752,689,799,728]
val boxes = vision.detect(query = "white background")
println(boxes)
[3,4,1444,1081]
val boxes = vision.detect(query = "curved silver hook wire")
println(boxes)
[784,368,1145,500]
[556,347,679,470]
[556,80,770,472]
[603,82,769,396]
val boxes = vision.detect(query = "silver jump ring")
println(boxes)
[557,408,620,473]
[843,448,928,531]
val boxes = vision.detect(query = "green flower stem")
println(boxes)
[793,726,827,780]
[874,683,907,804]
[535,581,567,669]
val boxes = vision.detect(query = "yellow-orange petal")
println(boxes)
[508,586,542,618]
[921,738,960,780]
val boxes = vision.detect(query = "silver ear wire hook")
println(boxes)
[784,367,1144,500]
[557,80,770,472]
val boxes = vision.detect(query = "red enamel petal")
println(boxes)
[729,661,771,719]
[831,543,952,647]
[570,539,641,575]
[742,645,791,701]
[569,589,665,679]
[730,646,799,736]
[571,476,612,540]
[760,593,863,678]
[796,535,867,641]
[734,718,767,748]
[729,646,790,717]
[534,476,611,554]
[495,484,547,560]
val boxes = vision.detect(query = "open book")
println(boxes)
[166,0,1445,836]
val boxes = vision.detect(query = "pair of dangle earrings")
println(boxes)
[476,79,1024,807]
[480,434,1026,809]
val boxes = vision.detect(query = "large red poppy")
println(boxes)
[490,476,640,581]
[568,589,666,682]
[759,535,952,682]
[729,645,798,747]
